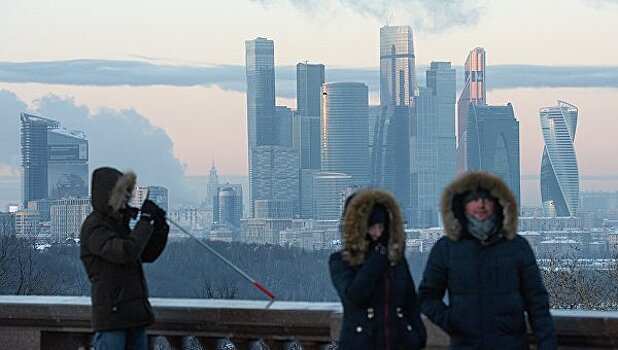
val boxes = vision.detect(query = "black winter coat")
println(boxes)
[80,167,169,332]
[418,171,556,350]
[329,189,426,350]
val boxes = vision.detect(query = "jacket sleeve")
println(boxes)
[141,219,170,263]
[86,219,154,265]
[418,238,450,333]
[518,238,557,350]
[329,249,389,305]
[404,258,427,347]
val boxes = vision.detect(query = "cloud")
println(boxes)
[2,60,618,99]
[0,91,197,205]
[249,0,486,31]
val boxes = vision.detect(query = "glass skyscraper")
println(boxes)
[540,101,580,217]
[464,103,521,207]
[295,62,324,170]
[457,47,486,174]
[375,26,416,219]
[321,82,369,186]
[427,62,456,220]
[245,38,276,148]
[20,113,60,206]
[47,128,89,200]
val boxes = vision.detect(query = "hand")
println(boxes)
[140,199,159,222]
[154,206,167,224]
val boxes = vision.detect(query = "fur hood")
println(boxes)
[341,189,405,266]
[91,167,136,215]
[440,171,518,241]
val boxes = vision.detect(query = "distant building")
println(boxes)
[20,113,60,205]
[321,82,370,186]
[209,225,234,243]
[460,103,521,207]
[253,200,293,219]
[0,212,16,236]
[519,216,581,232]
[249,146,300,216]
[50,197,91,243]
[241,218,293,245]
[205,161,219,209]
[14,209,40,237]
[276,106,294,148]
[540,101,580,217]
[47,128,89,200]
[457,47,486,174]
[312,172,354,220]
[27,199,54,222]
[213,185,243,230]
[296,62,324,170]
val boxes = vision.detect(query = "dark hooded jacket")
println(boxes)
[329,189,426,350]
[80,167,169,332]
[418,172,557,350]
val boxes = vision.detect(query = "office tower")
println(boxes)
[133,186,169,212]
[249,146,300,216]
[375,26,416,219]
[213,185,243,229]
[297,63,325,118]
[410,87,438,227]
[206,161,219,209]
[246,37,275,216]
[50,197,91,242]
[427,62,456,197]
[0,212,16,236]
[457,47,486,173]
[312,172,353,220]
[540,101,580,217]
[299,169,319,218]
[464,103,521,207]
[320,82,370,186]
[245,37,276,148]
[47,128,89,199]
[276,106,294,148]
[14,209,40,237]
[368,105,381,161]
[295,62,324,170]
[20,113,60,206]
[379,26,417,108]
[253,200,293,219]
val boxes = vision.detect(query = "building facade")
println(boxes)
[50,197,91,243]
[463,103,521,207]
[540,101,580,217]
[457,47,486,174]
[320,82,369,186]
[47,128,89,200]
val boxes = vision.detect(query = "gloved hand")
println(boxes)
[140,199,159,222]
[153,206,167,225]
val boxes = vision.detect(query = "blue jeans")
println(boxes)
[93,328,147,350]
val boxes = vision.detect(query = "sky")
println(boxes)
[1,0,618,206]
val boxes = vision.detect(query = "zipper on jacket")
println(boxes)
[383,270,391,350]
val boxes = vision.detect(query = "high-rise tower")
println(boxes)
[457,47,486,174]
[295,62,324,170]
[540,101,579,217]
[321,82,369,186]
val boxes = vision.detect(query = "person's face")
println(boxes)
[464,197,496,221]
[367,223,385,241]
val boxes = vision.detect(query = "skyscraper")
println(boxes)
[20,113,60,206]
[540,101,580,217]
[249,146,300,216]
[245,37,276,148]
[276,105,294,148]
[47,128,89,199]
[426,62,457,223]
[375,25,416,219]
[213,185,243,229]
[464,103,521,207]
[457,47,486,174]
[295,62,324,170]
[50,197,91,243]
[410,87,438,227]
[206,161,219,209]
[320,82,370,186]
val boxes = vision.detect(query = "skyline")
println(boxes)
[1,0,618,207]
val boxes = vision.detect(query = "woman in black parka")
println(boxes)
[329,189,426,350]
[418,171,557,350]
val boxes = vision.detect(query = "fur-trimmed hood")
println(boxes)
[91,167,136,215]
[341,189,405,266]
[441,171,518,241]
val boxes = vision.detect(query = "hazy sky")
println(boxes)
[1,0,618,205]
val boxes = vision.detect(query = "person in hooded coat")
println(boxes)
[329,189,426,350]
[418,171,557,350]
[80,167,169,350]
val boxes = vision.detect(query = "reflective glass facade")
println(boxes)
[320,82,369,186]
[540,101,579,217]
[380,26,416,108]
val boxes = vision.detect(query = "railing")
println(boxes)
[0,296,617,349]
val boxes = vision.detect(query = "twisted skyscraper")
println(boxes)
[540,101,580,217]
